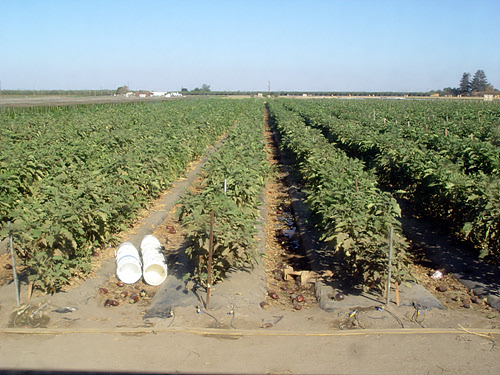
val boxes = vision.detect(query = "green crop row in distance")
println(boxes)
[284,98,500,262]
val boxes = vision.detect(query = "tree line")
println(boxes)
[436,70,497,97]
[459,70,493,95]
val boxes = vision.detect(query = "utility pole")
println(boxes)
[268,81,271,96]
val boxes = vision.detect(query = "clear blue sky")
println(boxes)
[2,0,499,92]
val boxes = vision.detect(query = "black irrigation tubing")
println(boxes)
[196,306,223,328]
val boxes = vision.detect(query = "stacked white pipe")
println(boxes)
[115,242,142,284]
[140,235,168,286]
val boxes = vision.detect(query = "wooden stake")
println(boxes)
[395,282,400,307]
[27,281,33,303]
[206,211,214,309]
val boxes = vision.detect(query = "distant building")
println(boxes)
[166,92,182,97]
[136,91,151,98]
[123,91,182,98]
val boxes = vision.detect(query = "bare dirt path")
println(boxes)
[0,105,499,374]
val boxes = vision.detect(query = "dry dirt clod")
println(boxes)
[471,296,483,305]
[98,287,108,294]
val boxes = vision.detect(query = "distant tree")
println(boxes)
[471,70,489,92]
[116,85,129,95]
[443,87,459,96]
[458,72,471,95]
[181,87,188,92]
[484,84,499,94]
[190,84,211,93]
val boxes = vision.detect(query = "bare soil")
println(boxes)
[0,102,499,374]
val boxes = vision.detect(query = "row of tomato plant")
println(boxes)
[284,98,500,261]
[267,100,411,292]
[0,99,251,292]
[176,100,269,286]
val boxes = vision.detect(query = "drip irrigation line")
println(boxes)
[196,306,222,328]
[229,305,236,329]
[12,302,50,328]
[2,327,499,337]
[379,306,405,328]
[167,309,175,328]
[412,306,426,328]
[31,301,49,317]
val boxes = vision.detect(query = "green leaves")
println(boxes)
[268,99,411,293]
[178,102,268,286]
[285,98,500,261]
[0,99,249,292]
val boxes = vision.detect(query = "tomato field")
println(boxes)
[1,97,499,294]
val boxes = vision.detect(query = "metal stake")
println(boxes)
[385,225,394,306]
[206,211,214,309]
[8,221,20,307]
